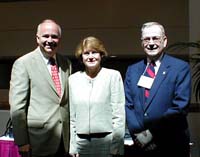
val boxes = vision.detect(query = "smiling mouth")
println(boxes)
[147,44,158,50]
[88,61,96,64]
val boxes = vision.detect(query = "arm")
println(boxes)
[69,79,78,155]
[151,63,191,133]
[110,71,125,155]
[124,67,152,147]
[124,67,143,136]
[165,63,191,119]
[9,59,30,149]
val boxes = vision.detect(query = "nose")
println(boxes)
[86,52,96,58]
[88,52,94,57]
[148,38,155,44]
[47,36,53,42]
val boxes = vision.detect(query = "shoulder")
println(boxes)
[164,54,190,68]
[126,60,144,73]
[69,71,83,81]
[101,67,122,76]
[128,59,143,68]
[100,68,124,83]
[13,49,38,65]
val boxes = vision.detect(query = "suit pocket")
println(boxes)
[28,119,46,128]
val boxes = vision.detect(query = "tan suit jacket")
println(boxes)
[9,47,71,156]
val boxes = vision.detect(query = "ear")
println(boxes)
[163,36,168,48]
[36,35,40,44]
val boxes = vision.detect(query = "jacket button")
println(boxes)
[144,113,148,116]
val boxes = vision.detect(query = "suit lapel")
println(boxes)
[144,54,170,110]
[34,48,58,95]
[57,55,67,99]
[137,61,148,111]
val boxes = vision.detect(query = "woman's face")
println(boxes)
[82,49,101,70]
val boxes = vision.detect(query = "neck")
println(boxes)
[148,52,164,62]
[86,66,101,78]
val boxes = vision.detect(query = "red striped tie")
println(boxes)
[144,61,155,100]
[49,57,61,97]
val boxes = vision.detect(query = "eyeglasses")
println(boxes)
[82,51,99,56]
[141,36,164,43]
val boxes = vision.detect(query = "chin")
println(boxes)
[146,50,159,56]
[147,49,157,53]
[87,65,97,68]
[147,53,162,60]
[86,64,99,69]
[45,50,55,55]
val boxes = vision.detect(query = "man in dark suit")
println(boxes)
[124,22,191,157]
[9,19,71,157]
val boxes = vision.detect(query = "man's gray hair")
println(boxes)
[141,22,165,36]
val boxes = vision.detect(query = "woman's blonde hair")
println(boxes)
[75,36,108,60]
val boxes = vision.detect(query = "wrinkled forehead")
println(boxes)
[142,25,163,38]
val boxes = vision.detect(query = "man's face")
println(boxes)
[36,22,61,57]
[141,25,167,60]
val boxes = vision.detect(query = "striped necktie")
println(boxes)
[144,61,155,101]
[49,57,61,97]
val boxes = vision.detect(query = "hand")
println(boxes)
[18,144,31,157]
[144,142,157,151]
[69,153,79,157]
[134,130,153,148]
[19,144,31,152]
[124,138,134,146]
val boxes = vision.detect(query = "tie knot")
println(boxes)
[150,60,155,66]
[145,60,155,78]
[49,57,56,65]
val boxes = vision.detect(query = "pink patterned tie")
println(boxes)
[49,57,61,97]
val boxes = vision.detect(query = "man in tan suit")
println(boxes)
[9,19,71,157]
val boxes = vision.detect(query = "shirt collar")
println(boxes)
[147,53,163,67]
[39,50,56,65]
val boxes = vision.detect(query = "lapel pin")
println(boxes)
[162,71,166,75]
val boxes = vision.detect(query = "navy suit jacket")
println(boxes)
[125,53,191,147]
